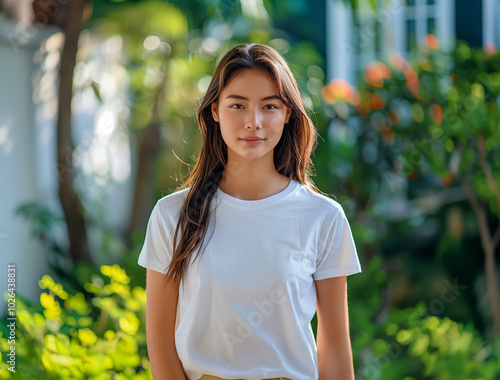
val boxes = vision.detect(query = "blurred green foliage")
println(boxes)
[348,256,500,379]
[0,265,149,379]
[322,35,500,339]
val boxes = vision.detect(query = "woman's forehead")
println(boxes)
[220,69,280,97]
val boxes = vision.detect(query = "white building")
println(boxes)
[326,0,500,83]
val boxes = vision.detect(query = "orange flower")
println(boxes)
[404,66,418,82]
[430,104,443,124]
[450,74,456,83]
[322,79,351,103]
[380,127,394,145]
[425,34,439,49]
[350,89,361,107]
[356,93,371,116]
[389,52,407,71]
[404,66,420,99]
[322,78,359,105]
[370,93,385,110]
[407,81,420,99]
[364,62,391,87]
[389,110,399,125]
[484,42,497,58]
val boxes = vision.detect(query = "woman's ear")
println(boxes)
[211,102,219,123]
[285,107,292,124]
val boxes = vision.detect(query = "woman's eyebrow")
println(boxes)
[225,94,282,101]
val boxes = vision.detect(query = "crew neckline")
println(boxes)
[216,178,297,208]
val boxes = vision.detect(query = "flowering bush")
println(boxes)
[323,35,500,339]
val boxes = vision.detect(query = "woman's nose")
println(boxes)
[244,109,262,129]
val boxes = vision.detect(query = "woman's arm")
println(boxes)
[315,275,355,380]
[145,269,186,380]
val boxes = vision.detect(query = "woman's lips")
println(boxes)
[240,138,265,145]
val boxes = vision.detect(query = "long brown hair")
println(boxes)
[164,43,325,286]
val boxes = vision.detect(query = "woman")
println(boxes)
[138,43,362,380]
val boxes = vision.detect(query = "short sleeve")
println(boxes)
[313,206,362,281]
[137,201,173,274]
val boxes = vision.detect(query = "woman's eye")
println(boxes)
[264,104,278,110]
[230,104,243,109]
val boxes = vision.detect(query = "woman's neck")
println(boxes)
[218,160,290,201]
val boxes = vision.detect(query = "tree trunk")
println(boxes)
[123,123,162,247]
[483,233,500,337]
[463,180,500,337]
[474,205,500,337]
[124,62,168,246]
[56,0,92,264]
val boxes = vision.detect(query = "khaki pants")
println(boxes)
[198,375,293,380]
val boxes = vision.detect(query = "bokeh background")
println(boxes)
[1,0,500,378]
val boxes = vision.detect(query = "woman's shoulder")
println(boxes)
[155,187,191,215]
[294,182,344,215]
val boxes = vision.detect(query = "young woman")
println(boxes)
[138,43,362,380]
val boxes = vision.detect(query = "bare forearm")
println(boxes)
[315,276,355,380]
[317,321,355,379]
[149,349,186,380]
[145,270,184,379]
[318,346,354,380]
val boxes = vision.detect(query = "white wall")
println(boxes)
[483,0,500,47]
[326,0,354,82]
[0,12,135,316]
[0,13,60,315]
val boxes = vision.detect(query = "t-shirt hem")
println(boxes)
[313,263,362,281]
[137,256,168,275]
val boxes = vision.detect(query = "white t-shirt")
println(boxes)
[138,178,362,380]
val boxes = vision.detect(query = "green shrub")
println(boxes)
[358,304,500,380]
[0,264,151,380]
[349,257,499,379]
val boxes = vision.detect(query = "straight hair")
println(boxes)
[164,43,325,286]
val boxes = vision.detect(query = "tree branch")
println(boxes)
[478,136,500,215]
[478,135,500,251]
[492,224,500,249]
[462,178,484,220]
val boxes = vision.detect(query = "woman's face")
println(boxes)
[211,69,291,164]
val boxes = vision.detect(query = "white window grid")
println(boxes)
[351,0,454,80]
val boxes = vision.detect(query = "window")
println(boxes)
[326,0,453,84]
[402,0,451,57]
[352,0,385,80]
